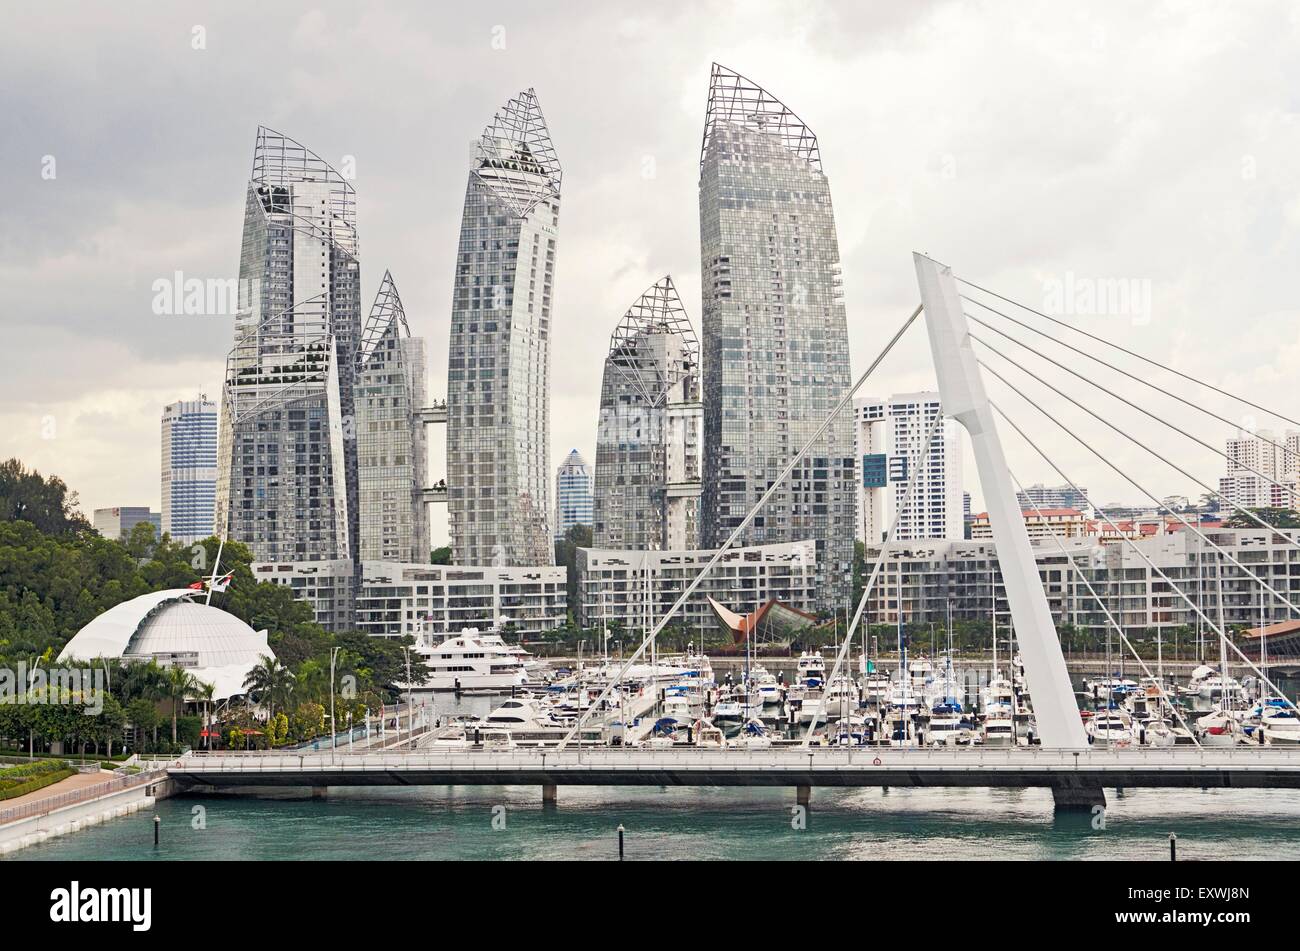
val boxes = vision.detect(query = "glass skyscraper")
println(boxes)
[161,396,218,544]
[356,271,429,562]
[698,64,855,609]
[215,127,362,565]
[592,276,702,552]
[554,449,593,540]
[446,89,561,567]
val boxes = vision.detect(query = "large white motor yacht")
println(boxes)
[409,628,530,691]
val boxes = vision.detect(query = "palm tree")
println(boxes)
[193,680,216,750]
[165,666,199,746]
[242,655,294,723]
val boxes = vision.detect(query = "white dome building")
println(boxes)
[58,589,275,700]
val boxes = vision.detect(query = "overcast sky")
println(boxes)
[3,1,1300,543]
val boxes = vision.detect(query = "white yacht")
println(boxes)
[409,628,529,692]
[863,672,892,706]
[822,676,860,721]
[1261,705,1300,744]
[925,700,969,747]
[796,651,827,688]
[909,656,934,693]
[732,718,774,749]
[483,696,564,729]
[981,714,1014,747]
[1087,710,1135,748]
[753,670,783,706]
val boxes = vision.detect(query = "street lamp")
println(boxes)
[329,646,341,762]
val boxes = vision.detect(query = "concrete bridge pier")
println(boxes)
[311,786,328,801]
[795,785,811,809]
[542,783,558,808]
[1051,780,1106,812]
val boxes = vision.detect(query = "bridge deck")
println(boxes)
[168,746,1300,791]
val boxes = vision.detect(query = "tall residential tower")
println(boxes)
[446,89,561,567]
[698,65,855,608]
[592,276,702,551]
[355,271,429,563]
[215,127,362,566]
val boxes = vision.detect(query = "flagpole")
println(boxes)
[205,536,225,606]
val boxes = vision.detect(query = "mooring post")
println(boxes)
[617,823,625,861]
[1169,833,1177,861]
[153,814,160,847]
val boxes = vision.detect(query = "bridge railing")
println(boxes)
[172,744,1300,774]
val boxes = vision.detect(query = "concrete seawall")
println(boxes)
[0,774,177,856]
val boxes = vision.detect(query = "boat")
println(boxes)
[796,651,827,688]
[863,672,892,706]
[483,696,564,729]
[981,713,1014,747]
[689,718,727,748]
[1087,710,1135,748]
[1261,705,1300,745]
[407,628,530,692]
[754,670,783,706]
[822,675,860,721]
[732,718,774,749]
[925,700,970,747]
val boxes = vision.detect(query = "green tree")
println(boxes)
[430,546,452,564]
[243,655,295,722]
[165,665,199,747]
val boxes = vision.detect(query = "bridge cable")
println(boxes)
[967,316,1300,535]
[956,276,1300,429]
[800,411,946,747]
[554,304,925,751]
[988,398,1300,714]
[963,295,1300,464]
[1009,468,1202,745]
[972,342,1300,620]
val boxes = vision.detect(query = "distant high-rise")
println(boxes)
[554,449,593,540]
[592,276,702,551]
[355,272,429,562]
[698,64,855,607]
[161,396,218,544]
[1218,430,1300,511]
[854,393,964,543]
[446,89,561,566]
[1015,482,1092,517]
[215,127,362,566]
[94,507,161,541]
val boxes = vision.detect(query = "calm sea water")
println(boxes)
[10,683,1300,862]
[9,785,1300,861]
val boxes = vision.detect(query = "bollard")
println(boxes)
[617,824,625,861]
[153,815,160,847]
[1169,833,1177,862]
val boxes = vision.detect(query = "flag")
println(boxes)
[187,580,205,590]
[209,571,234,593]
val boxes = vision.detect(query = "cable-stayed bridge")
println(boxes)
[177,255,1300,813]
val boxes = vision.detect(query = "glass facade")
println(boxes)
[356,271,429,563]
[698,64,855,610]
[592,276,702,551]
[161,397,218,544]
[446,89,561,567]
[215,128,361,577]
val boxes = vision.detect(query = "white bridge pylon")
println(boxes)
[914,253,1088,749]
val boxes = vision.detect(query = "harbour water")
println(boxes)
[9,691,1300,862]
[10,785,1300,861]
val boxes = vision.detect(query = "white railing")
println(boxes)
[172,745,1300,776]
